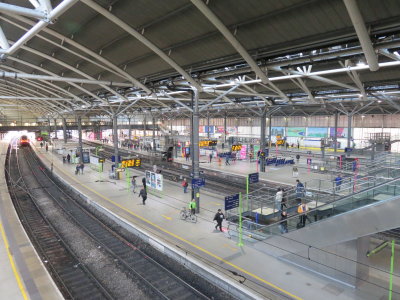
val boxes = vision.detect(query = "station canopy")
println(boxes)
[0,0,399,120]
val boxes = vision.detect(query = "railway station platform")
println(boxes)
[0,140,63,300]
[82,139,337,188]
[33,140,379,300]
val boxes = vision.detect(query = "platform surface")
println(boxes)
[0,140,63,300]
[35,140,385,300]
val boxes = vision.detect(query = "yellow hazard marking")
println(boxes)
[223,243,238,251]
[54,157,302,300]
[162,215,172,220]
[211,201,221,206]
[0,221,29,300]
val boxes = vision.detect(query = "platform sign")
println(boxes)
[115,168,125,172]
[231,144,242,152]
[99,158,105,163]
[225,193,240,210]
[111,155,121,162]
[192,178,205,188]
[248,172,259,184]
[121,158,141,168]
[199,140,217,147]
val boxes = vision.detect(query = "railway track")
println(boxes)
[6,142,113,300]
[7,143,228,300]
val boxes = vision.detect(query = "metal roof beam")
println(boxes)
[343,0,379,71]
[0,3,46,19]
[80,0,201,91]
[191,0,269,84]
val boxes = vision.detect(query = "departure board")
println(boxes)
[121,158,141,168]
[231,145,242,151]
[199,140,217,147]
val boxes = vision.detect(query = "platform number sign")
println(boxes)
[231,144,242,151]
[248,173,259,184]
[225,193,240,210]
[121,158,141,168]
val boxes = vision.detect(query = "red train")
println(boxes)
[19,135,30,146]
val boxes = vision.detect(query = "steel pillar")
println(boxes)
[152,116,156,152]
[113,114,119,166]
[53,118,58,138]
[62,117,67,144]
[192,89,200,213]
[143,116,146,138]
[224,112,227,144]
[207,112,210,139]
[260,111,267,172]
[334,112,339,153]
[47,118,52,138]
[128,117,132,140]
[77,115,83,163]
[268,115,272,149]
[347,114,352,148]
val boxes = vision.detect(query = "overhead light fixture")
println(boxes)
[377,100,382,103]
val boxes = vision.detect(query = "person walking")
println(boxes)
[66,153,71,163]
[275,188,283,212]
[335,174,343,192]
[75,164,80,175]
[131,177,137,194]
[80,163,84,174]
[182,178,188,193]
[138,187,147,205]
[45,143,49,152]
[279,211,288,233]
[297,201,311,227]
[213,209,225,232]
[295,154,300,164]
[189,199,196,215]
[209,152,213,163]
[185,152,190,161]
[142,177,147,191]
[296,179,305,198]
[40,142,43,148]
[281,188,288,211]
[225,155,230,165]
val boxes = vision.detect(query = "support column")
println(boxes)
[207,112,210,139]
[53,118,58,138]
[128,117,132,140]
[347,114,352,148]
[152,116,156,152]
[47,118,52,138]
[143,116,146,138]
[192,89,200,213]
[268,115,272,149]
[77,115,83,163]
[62,117,68,144]
[113,114,119,166]
[334,112,339,153]
[224,112,227,144]
[260,111,267,172]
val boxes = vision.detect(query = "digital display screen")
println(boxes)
[231,145,242,151]
[121,158,141,168]
[199,140,217,147]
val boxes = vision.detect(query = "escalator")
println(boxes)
[254,178,400,256]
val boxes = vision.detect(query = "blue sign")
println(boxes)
[112,155,121,162]
[225,193,240,210]
[248,172,259,184]
[192,178,205,188]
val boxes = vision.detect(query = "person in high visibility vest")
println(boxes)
[188,199,197,215]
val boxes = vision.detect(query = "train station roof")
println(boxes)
[0,0,399,120]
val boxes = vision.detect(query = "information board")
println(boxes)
[192,178,205,188]
[199,140,217,147]
[248,173,259,184]
[225,193,240,210]
[145,170,163,191]
[231,144,242,151]
[121,158,141,168]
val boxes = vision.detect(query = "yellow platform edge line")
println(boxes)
[0,221,29,300]
[56,164,302,300]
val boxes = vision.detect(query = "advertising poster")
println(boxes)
[226,127,237,135]
[287,127,306,137]
[330,128,347,138]
[216,126,225,133]
[146,171,151,186]
[151,172,156,189]
[271,127,285,136]
[204,126,214,133]
[240,145,247,160]
[307,127,328,138]
[199,126,204,133]
[156,173,163,191]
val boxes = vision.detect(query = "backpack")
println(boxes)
[297,205,304,214]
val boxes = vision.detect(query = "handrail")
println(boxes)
[251,177,400,234]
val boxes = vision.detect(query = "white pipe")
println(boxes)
[191,0,270,84]
[0,71,132,87]
[3,0,78,56]
[0,3,45,19]
[80,0,202,91]
[1,15,151,93]
[343,0,379,71]
[0,96,73,101]
[0,26,9,49]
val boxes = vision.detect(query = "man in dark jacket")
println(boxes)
[139,188,147,205]
[142,177,147,191]
[213,209,225,232]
